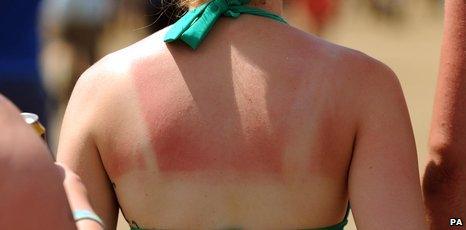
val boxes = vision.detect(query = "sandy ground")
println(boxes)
[43,0,444,229]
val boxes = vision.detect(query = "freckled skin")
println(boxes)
[423,0,466,228]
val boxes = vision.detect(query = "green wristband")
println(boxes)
[73,210,104,227]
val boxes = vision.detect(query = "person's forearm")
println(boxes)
[56,163,104,230]
[424,0,466,228]
[0,96,78,230]
[66,181,103,230]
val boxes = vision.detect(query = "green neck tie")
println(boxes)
[164,0,288,49]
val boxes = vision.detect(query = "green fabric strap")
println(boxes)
[164,0,288,49]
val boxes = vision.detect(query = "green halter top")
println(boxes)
[128,206,349,230]
[128,0,348,229]
[164,0,287,49]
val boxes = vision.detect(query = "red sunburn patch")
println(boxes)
[151,123,284,174]
[104,152,133,179]
[104,149,148,179]
[133,71,285,176]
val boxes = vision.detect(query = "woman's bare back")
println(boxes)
[57,14,427,230]
[94,16,357,228]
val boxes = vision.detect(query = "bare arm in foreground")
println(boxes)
[423,0,466,228]
[0,94,102,230]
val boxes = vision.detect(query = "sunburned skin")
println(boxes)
[104,149,147,179]
[96,86,154,180]
[97,14,355,185]
[110,27,352,184]
[100,101,150,179]
[423,0,466,227]
[131,56,289,178]
[89,15,357,229]
[57,2,427,229]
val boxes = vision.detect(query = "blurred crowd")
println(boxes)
[1,0,186,150]
[0,0,443,151]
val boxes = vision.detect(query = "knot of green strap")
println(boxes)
[164,0,287,49]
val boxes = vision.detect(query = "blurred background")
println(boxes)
[0,0,444,229]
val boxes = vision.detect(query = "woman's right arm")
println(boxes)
[56,62,120,230]
[348,61,427,229]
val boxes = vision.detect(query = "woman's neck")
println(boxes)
[187,0,283,16]
[249,0,283,16]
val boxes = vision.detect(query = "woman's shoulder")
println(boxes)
[319,40,406,124]
[69,29,169,97]
[286,28,401,94]
[313,33,399,90]
[258,23,398,82]
[83,27,171,80]
[299,30,396,78]
[284,30,404,119]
